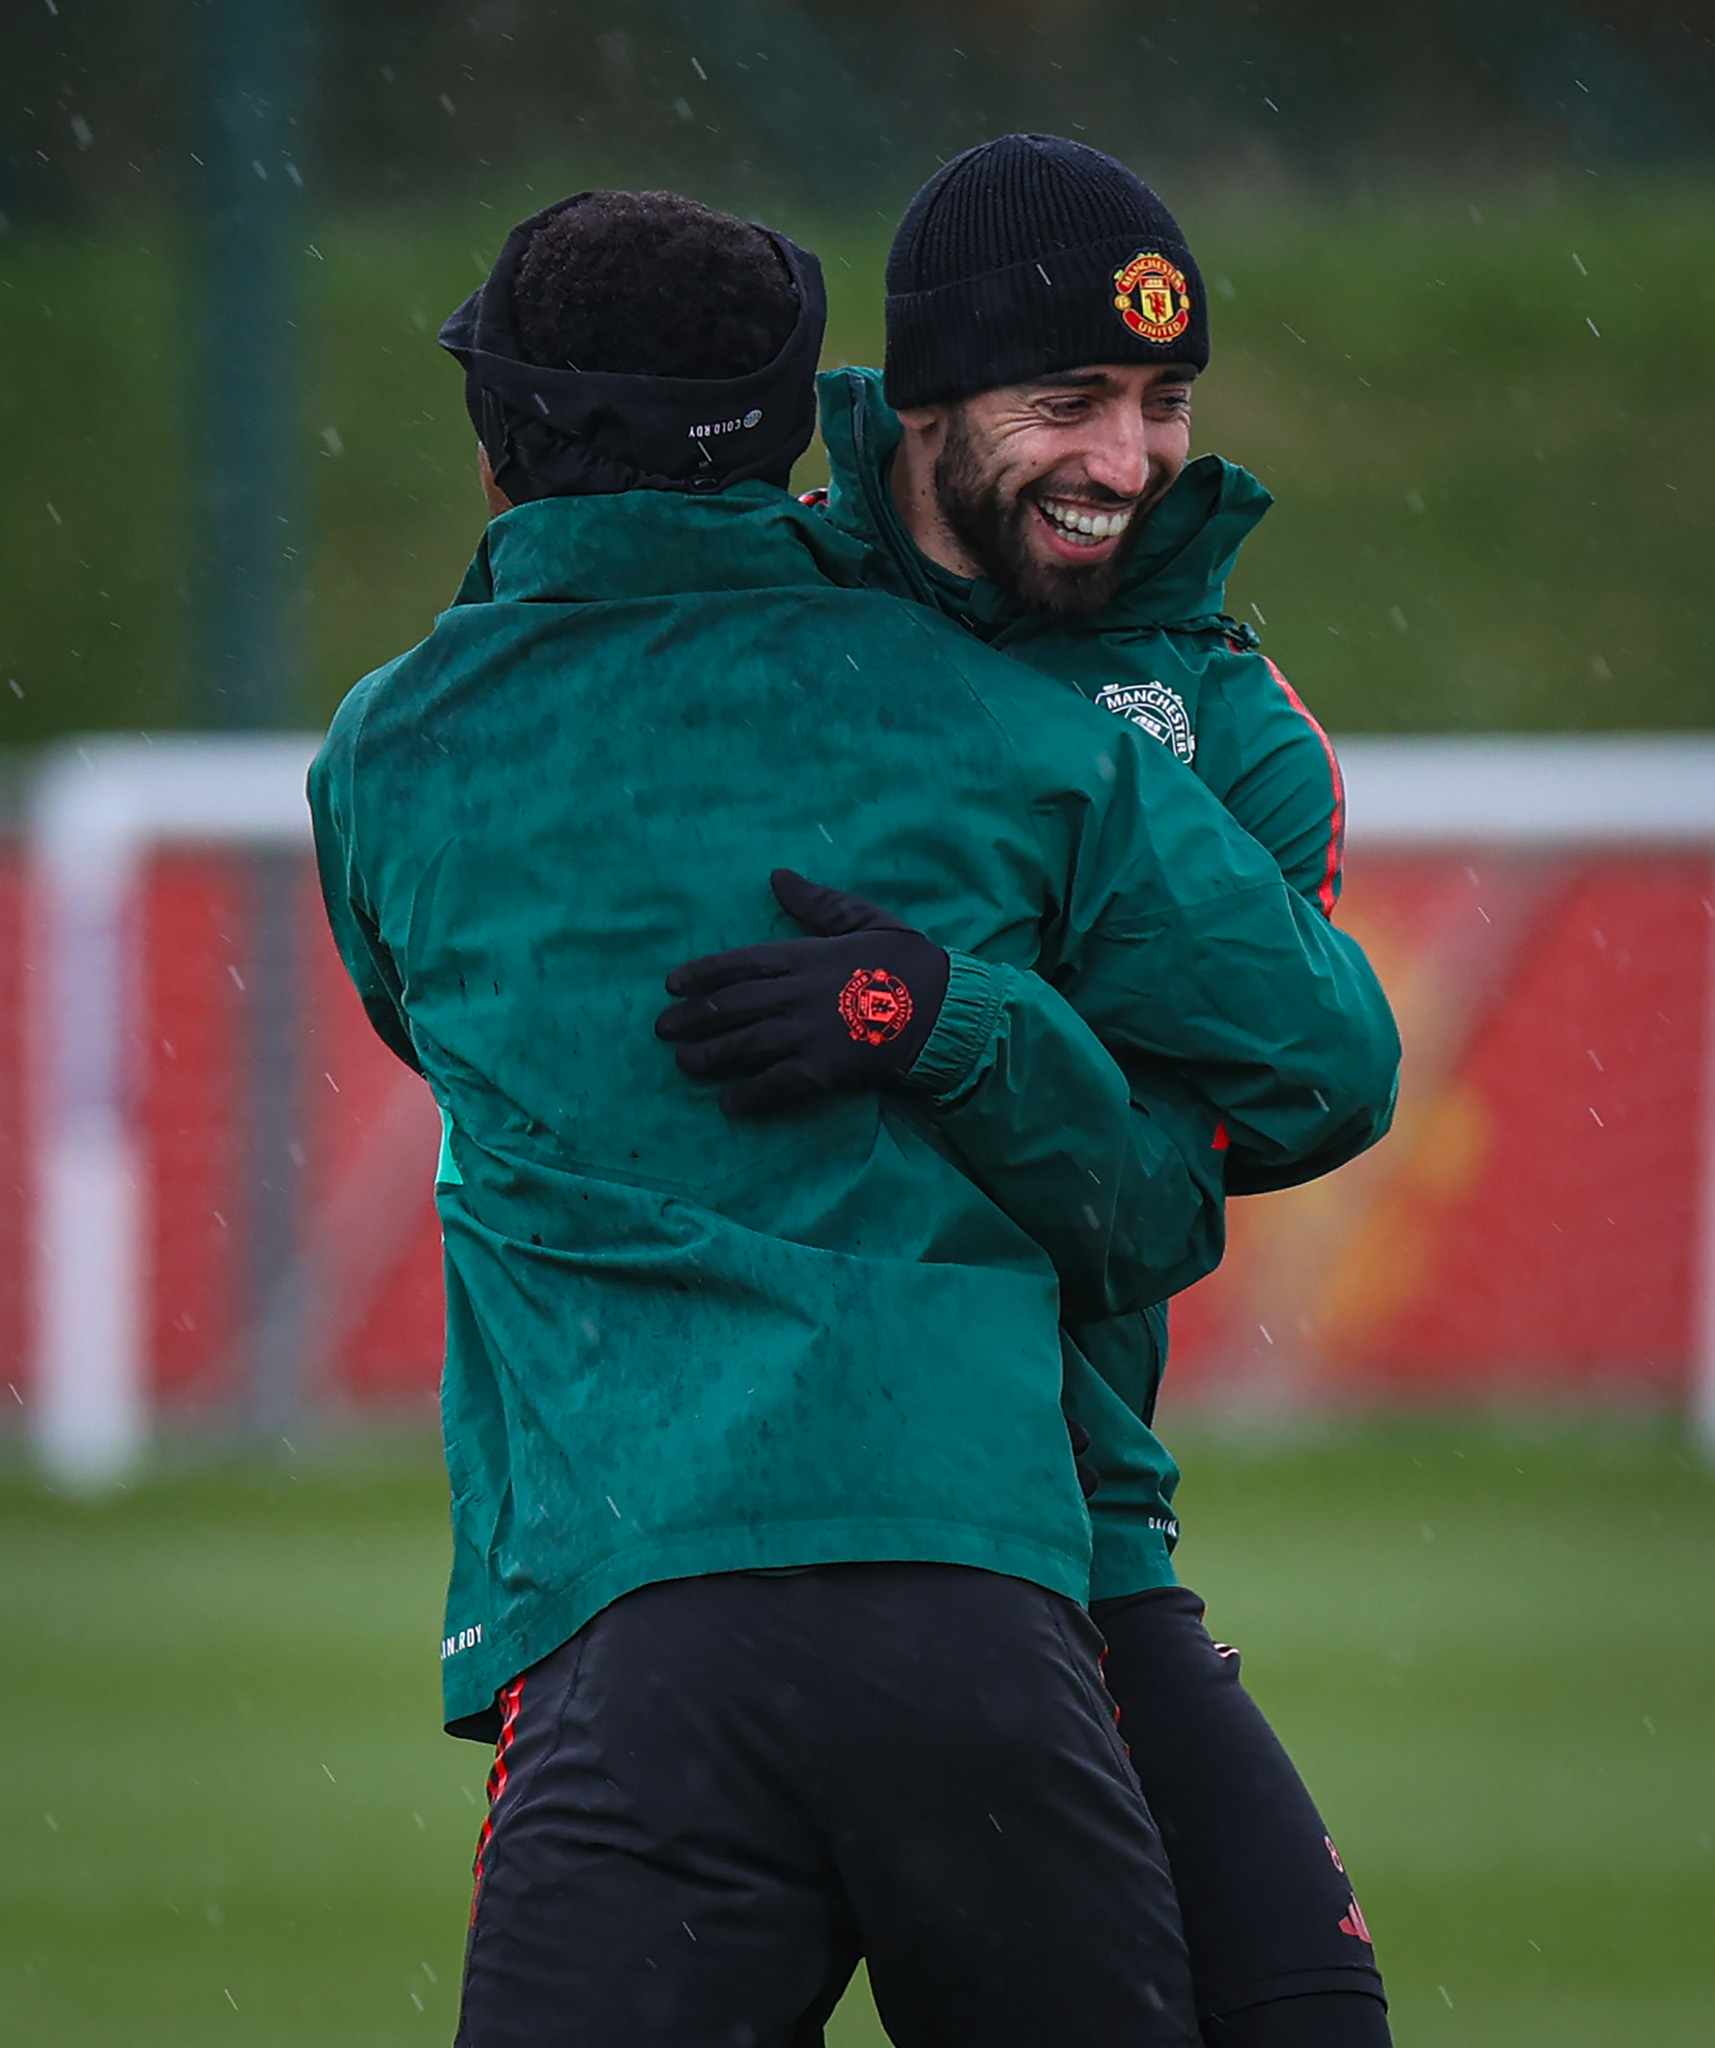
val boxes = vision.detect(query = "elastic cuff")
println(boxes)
[902,949,1008,1100]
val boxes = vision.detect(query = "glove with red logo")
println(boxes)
[656,869,950,1116]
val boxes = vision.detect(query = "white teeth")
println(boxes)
[1040,499,1132,544]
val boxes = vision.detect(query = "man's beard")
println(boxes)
[932,409,1143,620]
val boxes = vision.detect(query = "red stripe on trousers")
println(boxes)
[470,1676,527,1923]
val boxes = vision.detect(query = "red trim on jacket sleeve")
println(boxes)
[1260,656,1345,919]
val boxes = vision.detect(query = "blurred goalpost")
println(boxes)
[25,732,1715,1486]
[31,737,321,1485]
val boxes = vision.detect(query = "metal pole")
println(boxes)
[245,846,305,1438]
[189,1,315,1438]
[190,0,314,731]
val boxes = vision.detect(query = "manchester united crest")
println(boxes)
[1095,678,1197,764]
[838,967,914,1046]
[1113,251,1193,344]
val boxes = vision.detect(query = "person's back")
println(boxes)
[316,478,1182,1716]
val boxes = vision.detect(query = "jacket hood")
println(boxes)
[452,481,872,609]
[816,364,1272,637]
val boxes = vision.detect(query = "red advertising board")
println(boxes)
[5,837,1712,1420]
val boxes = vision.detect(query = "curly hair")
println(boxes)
[512,191,798,380]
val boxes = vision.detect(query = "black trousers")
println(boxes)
[456,1563,1199,2048]
[1095,1585,1391,2048]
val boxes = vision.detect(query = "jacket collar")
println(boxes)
[816,365,1273,639]
[453,481,872,608]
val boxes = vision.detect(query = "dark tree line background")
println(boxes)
[3,0,1713,739]
[11,1,1715,222]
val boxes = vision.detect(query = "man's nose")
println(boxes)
[1080,415,1150,502]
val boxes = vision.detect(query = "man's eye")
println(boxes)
[1040,400,1089,422]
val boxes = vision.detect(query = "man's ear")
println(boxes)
[893,402,946,441]
[478,443,513,516]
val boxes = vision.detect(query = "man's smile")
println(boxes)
[1033,494,1138,560]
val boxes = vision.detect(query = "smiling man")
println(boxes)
[888,357,1196,617]
[804,137,1395,2048]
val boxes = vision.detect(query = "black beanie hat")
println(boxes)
[884,134,1208,410]
[439,195,826,501]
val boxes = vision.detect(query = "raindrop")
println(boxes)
[440,95,457,115]
[1571,252,1588,275]
[690,56,707,80]
[1388,606,1409,634]
[1586,317,1601,338]
[70,115,93,150]
[1590,655,1611,681]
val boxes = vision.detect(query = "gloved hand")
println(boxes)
[656,869,950,1116]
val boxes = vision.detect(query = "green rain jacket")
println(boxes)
[815,366,1383,1597]
[309,484,1398,1733]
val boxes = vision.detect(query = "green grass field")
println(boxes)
[3,1422,1711,2044]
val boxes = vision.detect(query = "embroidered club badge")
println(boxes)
[1094,678,1196,764]
[1113,251,1193,344]
[838,967,914,1046]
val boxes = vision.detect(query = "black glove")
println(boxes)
[1066,1412,1101,1501]
[656,869,950,1116]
